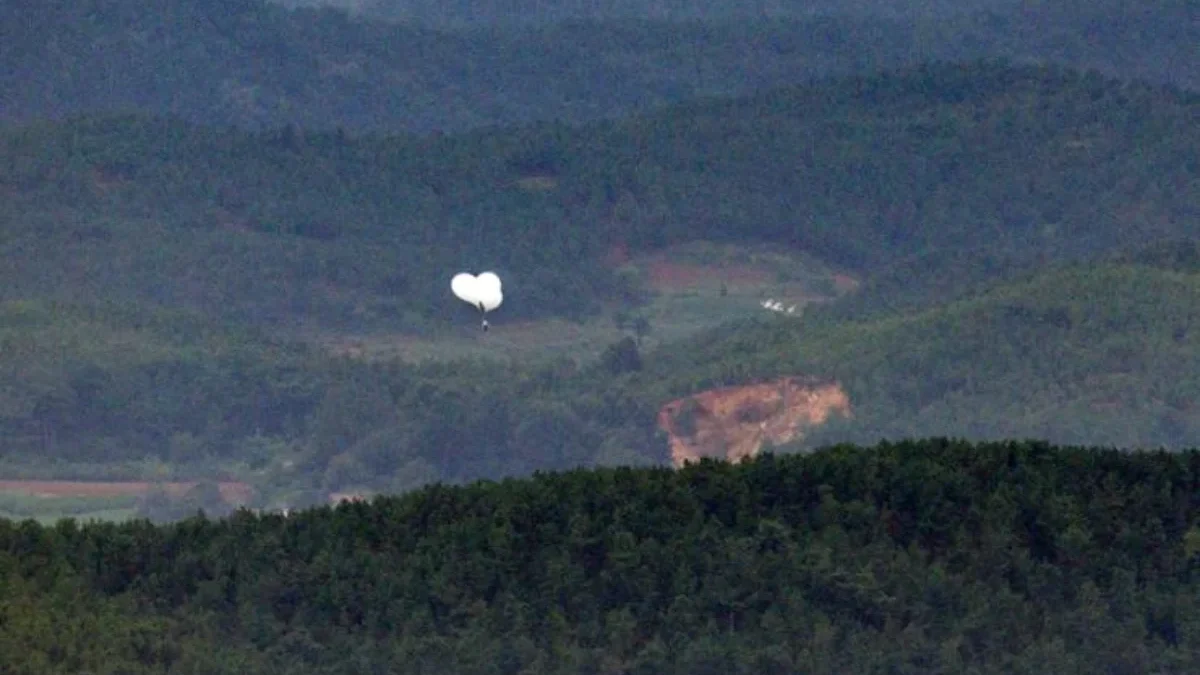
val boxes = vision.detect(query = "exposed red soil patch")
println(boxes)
[645,258,772,292]
[0,480,256,505]
[658,377,852,466]
[832,273,861,293]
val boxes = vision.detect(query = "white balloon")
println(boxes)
[477,272,501,292]
[451,272,504,312]
[451,273,478,303]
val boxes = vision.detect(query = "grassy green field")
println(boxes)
[0,491,141,524]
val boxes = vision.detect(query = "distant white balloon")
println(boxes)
[451,271,503,330]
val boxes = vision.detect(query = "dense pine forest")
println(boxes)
[4,439,1200,673]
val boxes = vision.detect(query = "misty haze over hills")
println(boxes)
[0,0,1194,134]
[273,0,1022,26]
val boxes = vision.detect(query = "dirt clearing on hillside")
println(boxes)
[0,480,255,504]
[644,258,773,292]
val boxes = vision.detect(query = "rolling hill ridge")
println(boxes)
[3,0,1196,133]
[4,439,1200,673]
[649,249,1200,453]
[0,62,1197,513]
[2,62,1196,334]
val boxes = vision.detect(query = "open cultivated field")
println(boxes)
[0,480,255,523]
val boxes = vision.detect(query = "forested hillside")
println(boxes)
[3,0,1196,133]
[651,248,1200,452]
[4,439,1200,673]
[5,244,1200,511]
[0,293,667,503]
[2,61,1197,514]
[298,0,1018,26]
[5,7,1200,672]
[970,0,1199,89]
[3,62,1196,331]
[0,0,956,132]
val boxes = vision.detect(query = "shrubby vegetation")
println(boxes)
[3,439,1200,673]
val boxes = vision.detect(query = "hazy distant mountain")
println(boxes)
[273,0,1020,27]
[1,0,1193,135]
[951,0,1198,90]
[3,62,1194,330]
[0,0,933,132]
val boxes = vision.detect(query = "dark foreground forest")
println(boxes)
[3,438,1200,673]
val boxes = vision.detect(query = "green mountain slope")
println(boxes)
[0,299,325,472]
[0,293,662,497]
[3,439,1200,673]
[3,0,1196,134]
[0,0,950,133]
[648,251,1200,450]
[6,244,1198,507]
[336,0,1015,26]
[0,63,1196,501]
[3,63,1196,332]
[968,0,1199,90]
